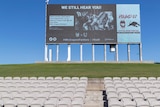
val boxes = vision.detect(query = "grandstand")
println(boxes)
[1,76,160,107]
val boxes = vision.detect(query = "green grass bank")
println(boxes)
[0,63,160,78]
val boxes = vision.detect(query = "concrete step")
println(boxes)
[84,78,105,107]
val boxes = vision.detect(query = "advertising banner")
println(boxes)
[116,4,141,43]
[46,4,117,44]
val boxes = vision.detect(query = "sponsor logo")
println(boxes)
[49,37,57,42]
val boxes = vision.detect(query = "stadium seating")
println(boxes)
[2,76,160,107]
[0,76,88,107]
[104,77,160,107]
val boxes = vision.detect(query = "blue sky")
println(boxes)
[0,0,160,64]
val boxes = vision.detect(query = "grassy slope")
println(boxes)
[0,63,160,78]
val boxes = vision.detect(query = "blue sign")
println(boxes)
[116,4,141,43]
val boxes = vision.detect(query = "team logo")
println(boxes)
[120,20,125,28]
[128,21,140,27]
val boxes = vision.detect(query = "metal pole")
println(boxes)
[92,44,95,62]
[139,43,143,61]
[104,44,107,62]
[56,44,59,62]
[44,0,49,62]
[116,44,119,62]
[80,44,83,62]
[49,49,52,62]
[128,44,131,61]
[67,44,71,62]
[45,45,48,61]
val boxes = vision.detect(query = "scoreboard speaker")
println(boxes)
[110,44,116,52]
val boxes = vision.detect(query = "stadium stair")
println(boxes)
[84,78,105,107]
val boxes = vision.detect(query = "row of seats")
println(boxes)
[0,77,88,107]
[0,81,87,88]
[0,77,88,90]
[104,77,160,81]
[104,77,160,107]
[0,77,88,80]
[108,98,160,107]
[0,92,85,103]
[0,99,84,107]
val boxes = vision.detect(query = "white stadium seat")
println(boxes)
[72,99,84,107]
[21,77,29,80]
[108,99,123,107]
[12,93,25,101]
[44,99,58,107]
[63,77,71,80]
[138,88,151,94]
[148,99,160,107]
[131,93,144,100]
[16,99,29,107]
[128,87,139,94]
[61,92,73,101]
[30,99,44,107]
[1,93,13,103]
[142,93,156,100]
[121,77,130,81]
[46,77,54,80]
[0,100,3,107]
[29,77,37,80]
[73,93,85,101]
[107,92,119,100]
[104,80,113,84]
[25,93,36,103]
[136,100,149,107]
[115,84,125,89]
[13,77,21,80]
[5,77,12,80]
[48,93,61,101]
[0,77,4,80]
[130,77,138,81]
[58,99,71,107]
[71,77,79,80]
[122,100,136,107]
[104,77,112,81]
[54,77,62,80]
[119,93,132,100]
[148,77,156,81]
[113,77,121,80]
[38,77,45,80]
[106,87,117,94]
[36,93,49,102]
[3,100,17,107]
[117,88,129,94]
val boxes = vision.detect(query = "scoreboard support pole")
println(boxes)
[44,45,48,61]
[139,43,143,61]
[49,49,52,62]
[92,44,95,62]
[56,44,59,62]
[67,44,71,62]
[44,0,49,62]
[80,44,83,62]
[128,44,131,61]
[116,44,119,61]
[104,44,107,62]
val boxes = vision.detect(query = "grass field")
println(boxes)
[0,63,160,78]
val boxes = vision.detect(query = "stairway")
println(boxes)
[84,78,105,107]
